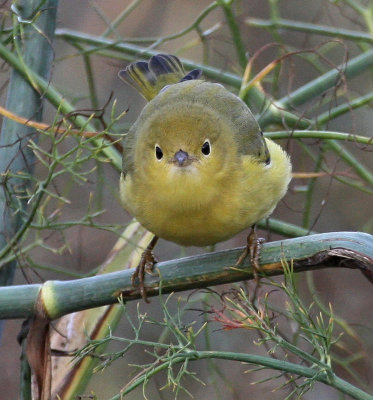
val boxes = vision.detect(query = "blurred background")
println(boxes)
[0,0,373,398]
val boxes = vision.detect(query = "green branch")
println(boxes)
[257,218,316,236]
[113,350,373,400]
[218,0,247,68]
[0,232,372,320]
[246,17,373,44]
[326,139,373,187]
[266,130,373,145]
[315,92,373,125]
[146,1,219,49]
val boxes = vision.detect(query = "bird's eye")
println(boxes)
[201,140,211,156]
[155,145,163,160]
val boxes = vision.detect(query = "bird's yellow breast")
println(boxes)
[120,139,291,246]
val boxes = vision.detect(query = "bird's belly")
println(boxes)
[137,192,270,247]
[144,208,242,246]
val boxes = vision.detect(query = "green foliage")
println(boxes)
[73,263,371,400]
[0,115,126,277]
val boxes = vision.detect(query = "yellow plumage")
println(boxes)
[119,54,291,248]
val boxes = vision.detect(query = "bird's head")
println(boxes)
[135,100,238,191]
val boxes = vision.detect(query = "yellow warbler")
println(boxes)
[119,54,291,300]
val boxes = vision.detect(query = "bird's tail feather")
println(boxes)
[119,54,201,101]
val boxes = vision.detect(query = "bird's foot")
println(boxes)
[235,226,265,283]
[131,236,159,303]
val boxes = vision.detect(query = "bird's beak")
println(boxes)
[172,149,193,167]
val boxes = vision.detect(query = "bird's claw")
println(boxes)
[235,226,265,284]
[131,236,159,303]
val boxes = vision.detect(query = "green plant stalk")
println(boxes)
[218,0,247,69]
[268,0,280,20]
[302,146,325,229]
[315,92,373,126]
[342,0,365,15]
[266,0,284,44]
[0,232,372,320]
[82,53,99,112]
[245,17,373,44]
[259,49,373,126]
[363,7,373,36]
[0,41,122,171]
[295,136,373,195]
[218,0,271,110]
[0,0,58,335]
[281,50,373,110]
[111,350,373,400]
[101,0,144,38]
[0,2,58,395]
[257,217,316,237]
[268,131,373,188]
[19,338,32,400]
[0,159,60,262]
[147,1,219,50]
[266,130,373,145]
[326,139,373,187]
[268,130,373,187]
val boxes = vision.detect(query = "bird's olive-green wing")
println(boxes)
[226,97,270,164]
[236,123,270,165]
[121,121,137,178]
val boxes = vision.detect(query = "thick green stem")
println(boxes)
[0,232,372,320]
[0,0,58,334]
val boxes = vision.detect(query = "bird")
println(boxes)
[119,54,292,301]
